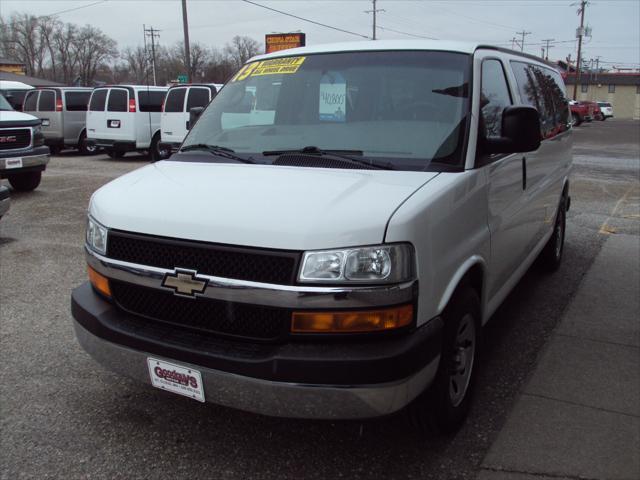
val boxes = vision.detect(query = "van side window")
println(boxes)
[138,91,165,112]
[186,88,210,111]
[65,92,91,111]
[107,89,128,112]
[480,59,512,137]
[39,90,56,112]
[511,61,569,138]
[165,88,186,112]
[24,91,38,111]
[89,90,108,111]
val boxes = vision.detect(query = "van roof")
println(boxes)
[0,80,34,90]
[250,39,556,68]
[35,86,93,91]
[93,85,168,91]
[167,83,220,89]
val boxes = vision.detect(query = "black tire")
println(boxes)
[571,112,582,127]
[78,131,98,155]
[150,133,169,162]
[8,171,42,191]
[408,286,481,435]
[107,149,125,159]
[540,194,567,272]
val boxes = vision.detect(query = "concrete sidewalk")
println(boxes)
[477,233,640,480]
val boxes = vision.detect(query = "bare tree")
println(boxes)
[122,46,151,84]
[223,36,261,69]
[51,22,78,84]
[73,25,117,85]
[3,13,42,76]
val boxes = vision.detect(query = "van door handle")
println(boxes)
[522,156,527,190]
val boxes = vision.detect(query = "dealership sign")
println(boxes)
[265,33,306,54]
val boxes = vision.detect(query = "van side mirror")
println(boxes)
[188,107,204,130]
[484,105,541,154]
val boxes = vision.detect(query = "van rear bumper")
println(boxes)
[87,139,137,151]
[71,282,443,419]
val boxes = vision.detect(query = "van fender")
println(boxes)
[437,255,488,320]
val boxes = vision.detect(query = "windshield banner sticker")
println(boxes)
[319,71,346,122]
[232,57,306,81]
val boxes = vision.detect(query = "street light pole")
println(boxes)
[181,0,192,83]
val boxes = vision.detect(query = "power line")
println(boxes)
[240,0,370,39]
[377,25,438,40]
[41,0,108,18]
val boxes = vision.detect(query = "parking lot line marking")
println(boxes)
[599,186,635,235]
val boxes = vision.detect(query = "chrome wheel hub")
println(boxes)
[449,313,476,408]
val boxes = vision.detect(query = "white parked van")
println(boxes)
[0,80,34,112]
[85,85,167,158]
[23,87,95,154]
[72,41,572,434]
[160,83,221,158]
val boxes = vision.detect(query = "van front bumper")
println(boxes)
[71,282,442,419]
[87,139,137,151]
[0,148,49,176]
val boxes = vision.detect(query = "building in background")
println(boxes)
[0,57,26,75]
[565,73,640,120]
[0,71,63,88]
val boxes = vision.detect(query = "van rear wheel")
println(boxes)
[78,131,97,155]
[8,171,42,191]
[408,286,481,435]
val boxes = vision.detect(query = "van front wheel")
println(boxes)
[107,149,125,159]
[540,195,566,272]
[408,286,481,435]
[8,171,42,191]
[150,133,169,162]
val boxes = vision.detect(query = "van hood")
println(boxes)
[0,110,40,125]
[90,161,438,250]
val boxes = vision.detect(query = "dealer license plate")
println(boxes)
[147,358,205,402]
[5,158,22,169]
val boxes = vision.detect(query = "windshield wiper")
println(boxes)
[262,146,395,170]
[180,144,255,164]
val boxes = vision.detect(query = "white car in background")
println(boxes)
[85,85,167,159]
[160,83,221,158]
[597,102,613,120]
[0,80,34,111]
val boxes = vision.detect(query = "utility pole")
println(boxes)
[365,0,385,40]
[144,25,160,86]
[181,0,192,82]
[510,37,518,50]
[516,30,531,52]
[573,0,588,100]
[541,38,554,60]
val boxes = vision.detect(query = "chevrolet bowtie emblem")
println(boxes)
[162,269,208,298]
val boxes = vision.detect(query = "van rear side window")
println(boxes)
[138,91,165,112]
[65,91,91,111]
[186,88,210,110]
[24,91,38,111]
[108,89,128,112]
[39,90,56,112]
[90,90,108,111]
[165,88,186,112]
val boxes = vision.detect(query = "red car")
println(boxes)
[569,100,596,126]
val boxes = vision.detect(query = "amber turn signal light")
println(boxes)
[88,265,111,298]
[291,304,413,333]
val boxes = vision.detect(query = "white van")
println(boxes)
[72,41,572,434]
[85,85,167,158]
[23,87,95,155]
[160,84,221,157]
[0,80,34,112]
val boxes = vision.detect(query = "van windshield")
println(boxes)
[183,51,471,171]
[0,94,13,111]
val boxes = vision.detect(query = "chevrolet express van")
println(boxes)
[23,87,95,154]
[72,41,572,433]
[159,83,221,160]
[85,85,167,158]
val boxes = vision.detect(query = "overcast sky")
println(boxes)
[2,0,639,69]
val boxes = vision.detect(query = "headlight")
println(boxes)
[86,216,108,255]
[299,244,414,284]
[33,125,45,147]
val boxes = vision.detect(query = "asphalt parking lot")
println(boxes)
[1,119,639,480]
